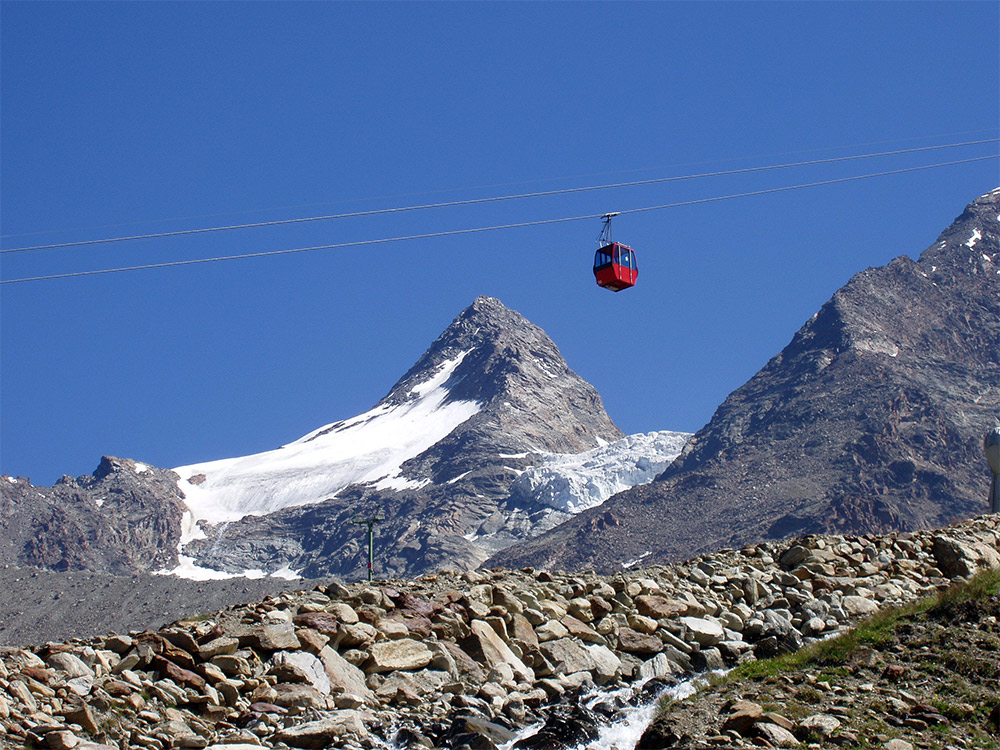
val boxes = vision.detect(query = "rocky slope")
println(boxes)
[638,569,1000,750]
[491,189,1000,573]
[173,296,669,581]
[1,515,997,749]
[0,297,689,583]
[0,458,184,575]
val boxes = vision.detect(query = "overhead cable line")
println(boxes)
[3,128,995,242]
[3,154,994,286]
[3,138,997,255]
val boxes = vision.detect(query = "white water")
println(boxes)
[497,670,726,750]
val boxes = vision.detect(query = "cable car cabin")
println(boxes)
[593,242,638,291]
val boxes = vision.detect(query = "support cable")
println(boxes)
[1,153,996,285]
[2,138,997,255]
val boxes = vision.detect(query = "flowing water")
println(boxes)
[498,670,726,750]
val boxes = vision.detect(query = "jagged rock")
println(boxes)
[273,714,366,748]
[269,651,330,694]
[932,535,1000,577]
[317,646,374,703]
[465,620,534,683]
[490,191,1000,573]
[366,638,434,673]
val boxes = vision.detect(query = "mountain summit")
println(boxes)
[491,189,1000,572]
[172,296,684,579]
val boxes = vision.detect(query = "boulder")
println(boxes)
[273,714,367,748]
[466,620,534,683]
[269,651,330,694]
[366,638,434,673]
[679,616,725,647]
[932,536,1000,578]
[319,646,376,705]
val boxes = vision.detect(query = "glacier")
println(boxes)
[512,430,691,514]
[172,351,481,538]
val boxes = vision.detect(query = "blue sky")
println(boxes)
[2,1,998,484]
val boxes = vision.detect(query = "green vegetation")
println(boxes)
[657,568,1000,750]
[729,568,1000,683]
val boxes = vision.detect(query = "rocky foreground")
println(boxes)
[1,516,998,750]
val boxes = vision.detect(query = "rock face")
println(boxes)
[1,515,997,749]
[0,297,688,583]
[174,296,652,580]
[0,457,185,574]
[491,190,1000,573]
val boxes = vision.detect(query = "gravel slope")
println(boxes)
[0,564,340,647]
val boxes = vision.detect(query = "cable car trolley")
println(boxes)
[593,213,637,292]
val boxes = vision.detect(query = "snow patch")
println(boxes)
[133,462,149,473]
[156,556,304,581]
[173,351,481,529]
[155,555,242,581]
[965,228,982,248]
[512,431,691,514]
[269,564,302,580]
[622,550,652,569]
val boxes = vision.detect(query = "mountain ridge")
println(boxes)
[488,188,1000,573]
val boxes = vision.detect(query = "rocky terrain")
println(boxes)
[0,458,185,575]
[492,189,1000,573]
[1,298,688,584]
[1,514,997,750]
[638,567,1000,750]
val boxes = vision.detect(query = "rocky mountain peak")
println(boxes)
[382,296,587,419]
[490,190,1000,573]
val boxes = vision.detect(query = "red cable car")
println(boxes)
[593,213,637,292]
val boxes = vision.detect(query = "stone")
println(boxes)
[882,740,914,750]
[269,651,330,694]
[367,638,434,673]
[45,730,81,750]
[637,653,684,680]
[466,620,534,683]
[152,656,207,690]
[932,536,1000,578]
[539,638,596,677]
[680,616,725,647]
[251,622,300,651]
[197,637,239,659]
[583,643,622,684]
[536,619,570,642]
[617,627,662,655]
[272,683,325,710]
[326,602,360,623]
[627,614,659,634]
[46,653,94,679]
[722,700,763,734]
[439,640,487,684]
[755,721,801,747]
[799,713,841,737]
[318,646,375,703]
[273,715,364,748]
[842,595,880,616]
[635,595,686,619]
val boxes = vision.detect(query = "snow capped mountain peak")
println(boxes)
[173,348,482,533]
[168,296,680,580]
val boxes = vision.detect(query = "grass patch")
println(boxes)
[727,567,1000,685]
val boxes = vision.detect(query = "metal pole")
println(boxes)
[985,425,1000,514]
[352,515,383,582]
[367,522,375,582]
